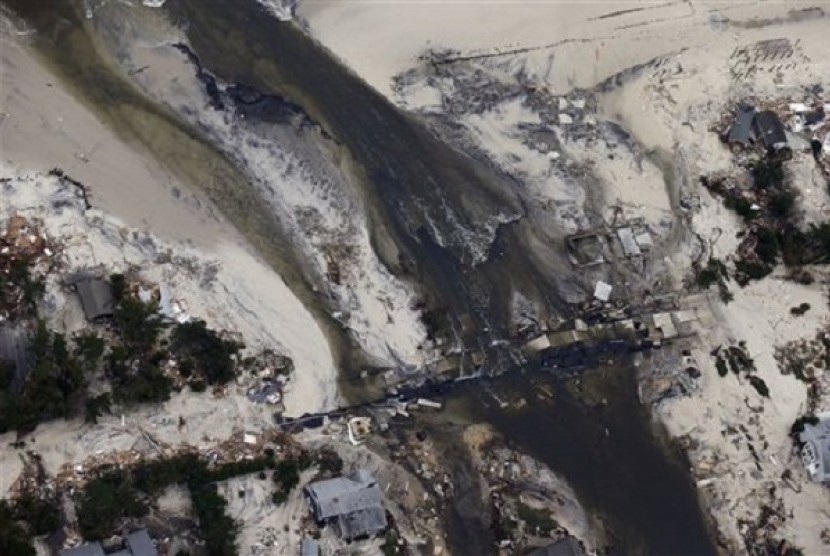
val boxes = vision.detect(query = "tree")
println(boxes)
[76,470,147,540]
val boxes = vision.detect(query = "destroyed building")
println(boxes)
[798,414,830,482]
[527,536,585,556]
[752,110,792,160]
[59,530,158,556]
[0,322,33,391]
[304,469,387,540]
[71,274,115,322]
[727,103,756,147]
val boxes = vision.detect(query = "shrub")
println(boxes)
[76,470,147,540]
[769,190,795,218]
[0,501,35,556]
[790,303,811,317]
[751,159,784,189]
[754,227,780,265]
[748,375,770,398]
[724,195,757,222]
[171,321,241,385]
[734,259,772,285]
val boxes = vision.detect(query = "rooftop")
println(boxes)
[71,274,115,321]
[305,469,387,539]
[527,537,585,556]
[799,414,830,482]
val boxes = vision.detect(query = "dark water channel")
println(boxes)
[2,1,715,554]
[448,368,717,555]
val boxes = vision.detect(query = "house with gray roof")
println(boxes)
[68,273,115,322]
[727,103,756,147]
[59,544,106,556]
[527,536,585,556]
[0,322,33,391]
[752,110,792,160]
[799,413,830,482]
[304,469,387,540]
[59,530,157,556]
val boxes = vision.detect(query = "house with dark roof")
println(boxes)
[0,322,33,391]
[527,536,585,556]
[59,544,106,556]
[727,103,756,147]
[799,413,830,482]
[59,530,157,556]
[751,110,792,160]
[304,469,387,540]
[70,274,115,321]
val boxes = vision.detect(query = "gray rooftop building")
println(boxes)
[752,110,791,158]
[300,537,321,556]
[59,544,106,556]
[527,536,585,556]
[59,530,157,556]
[72,275,115,321]
[304,469,387,540]
[727,103,756,146]
[799,414,830,482]
[0,322,33,391]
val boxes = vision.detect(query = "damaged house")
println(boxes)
[751,110,792,160]
[69,273,115,322]
[59,530,158,556]
[799,414,830,483]
[304,469,387,540]
[726,105,792,160]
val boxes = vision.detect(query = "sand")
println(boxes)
[0,21,344,416]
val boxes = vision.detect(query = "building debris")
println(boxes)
[68,273,115,321]
[593,281,612,302]
[59,529,158,556]
[798,412,830,482]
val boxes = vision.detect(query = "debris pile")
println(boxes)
[0,214,55,320]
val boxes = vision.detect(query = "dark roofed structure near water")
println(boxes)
[304,469,387,540]
[70,273,115,321]
[58,529,157,556]
[527,536,585,556]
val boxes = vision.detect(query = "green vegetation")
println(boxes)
[171,320,242,385]
[316,448,344,475]
[751,159,784,190]
[696,257,732,302]
[76,469,148,540]
[75,450,297,555]
[723,195,757,222]
[790,415,819,438]
[382,530,400,556]
[84,393,112,424]
[769,190,795,218]
[0,501,36,556]
[0,257,46,318]
[11,494,60,536]
[790,303,811,317]
[734,259,773,285]
[754,227,780,265]
[748,375,770,398]
[191,484,238,556]
[0,321,86,434]
[516,502,558,536]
